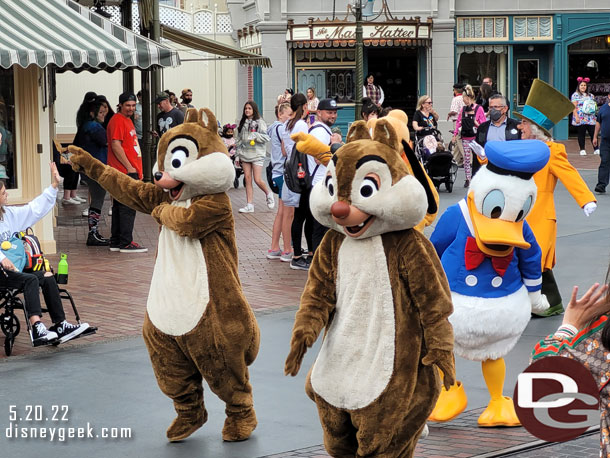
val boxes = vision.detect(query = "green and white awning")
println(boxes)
[0,0,180,70]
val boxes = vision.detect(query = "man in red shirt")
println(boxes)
[106,92,147,253]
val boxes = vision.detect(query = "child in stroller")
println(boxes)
[415,129,458,193]
[221,123,243,188]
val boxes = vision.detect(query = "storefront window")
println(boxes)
[457,17,508,41]
[295,50,356,64]
[297,68,355,102]
[514,16,553,40]
[0,69,16,189]
[457,47,507,89]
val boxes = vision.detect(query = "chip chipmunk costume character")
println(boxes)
[285,119,455,457]
[292,109,439,232]
[67,108,260,443]
[429,140,550,427]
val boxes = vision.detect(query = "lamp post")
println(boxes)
[353,0,364,120]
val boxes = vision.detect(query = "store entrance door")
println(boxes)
[511,45,550,115]
[568,36,610,136]
[366,47,418,115]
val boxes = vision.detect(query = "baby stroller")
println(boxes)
[231,155,244,189]
[415,129,458,193]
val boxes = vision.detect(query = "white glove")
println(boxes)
[468,140,486,159]
[529,290,550,314]
[583,202,597,217]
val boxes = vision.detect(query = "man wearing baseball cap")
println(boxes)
[106,92,147,253]
[180,88,194,109]
[307,98,343,253]
[154,92,185,138]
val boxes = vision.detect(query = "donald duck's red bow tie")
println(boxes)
[465,237,513,276]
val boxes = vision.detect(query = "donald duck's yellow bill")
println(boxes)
[467,193,531,255]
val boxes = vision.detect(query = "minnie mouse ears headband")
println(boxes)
[577,77,591,83]
[223,123,236,129]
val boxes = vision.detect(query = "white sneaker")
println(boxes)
[81,208,89,217]
[266,193,275,210]
[238,203,254,213]
[72,196,87,203]
[594,149,600,155]
[62,198,80,205]
[580,150,587,156]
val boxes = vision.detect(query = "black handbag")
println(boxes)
[266,162,280,194]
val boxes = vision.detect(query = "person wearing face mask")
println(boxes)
[474,94,521,176]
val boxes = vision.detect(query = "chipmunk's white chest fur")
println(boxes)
[147,199,209,336]
[311,235,395,410]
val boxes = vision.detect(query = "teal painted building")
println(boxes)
[455,13,610,140]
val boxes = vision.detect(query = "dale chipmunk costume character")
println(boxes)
[429,140,550,427]
[68,108,260,443]
[292,109,439,231]
[285,119,455,457]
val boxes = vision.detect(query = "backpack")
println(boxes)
[19,228,46,272]
[283,125,325,193]
[461,105,481,137]
[582,98,598,115]
[0,236,27,272]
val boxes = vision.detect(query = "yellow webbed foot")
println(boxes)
[429,381,468,422]
[477,396,521,427]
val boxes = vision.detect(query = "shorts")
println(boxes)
[272,176,284,198]
[242,159,265,167]
[281,183,301,207]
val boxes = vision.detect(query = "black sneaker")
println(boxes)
[109,243,121,252]
[49,320,89,344]
[290,257,309,271]
[305,256,313,266]
[87,231,110,246]
[595,186,606,194]
[119,241,148,253]
[31,321,58,346]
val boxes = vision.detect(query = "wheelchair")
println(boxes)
[0,279,97,356]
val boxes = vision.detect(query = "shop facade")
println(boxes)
[228,1,610,141]
[455,7,610,140]
[228,0,456,135]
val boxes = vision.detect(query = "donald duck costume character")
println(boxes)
[429,140,550,427]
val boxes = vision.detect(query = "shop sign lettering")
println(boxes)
[308,24,427,41]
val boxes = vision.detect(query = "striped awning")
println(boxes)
[161,25,272,68]
[0,0,180,71]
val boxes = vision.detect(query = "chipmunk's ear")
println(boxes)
[185,108,199,123]
[346,121,371,143]
[402,139,438,215]
[371,119,399,151]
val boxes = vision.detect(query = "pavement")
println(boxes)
[0,140,607,457]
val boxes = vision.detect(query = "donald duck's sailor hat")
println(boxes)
[485,140,550,180]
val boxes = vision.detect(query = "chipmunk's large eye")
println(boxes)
[359,176,379,198]
[325,175,334,196]
[171,148,188,169]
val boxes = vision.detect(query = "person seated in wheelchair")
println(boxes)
[0,163,89,345]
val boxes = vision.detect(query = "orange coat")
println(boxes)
[526,141,596,271]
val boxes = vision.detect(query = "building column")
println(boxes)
[431,17,455,141]
[257,21,289,123]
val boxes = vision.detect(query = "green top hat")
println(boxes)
[513,79,574,137]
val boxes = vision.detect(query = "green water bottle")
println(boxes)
[56,253,68,284]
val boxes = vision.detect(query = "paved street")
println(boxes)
[0,143,607,457]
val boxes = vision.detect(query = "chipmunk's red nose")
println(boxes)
[331,201,350,219]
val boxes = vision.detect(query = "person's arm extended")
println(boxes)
[111,140,136,173]
[593,121,601,147]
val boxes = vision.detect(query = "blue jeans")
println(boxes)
[597,139,610,190]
